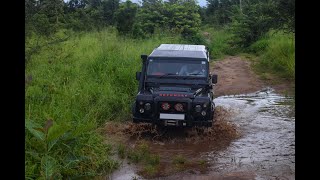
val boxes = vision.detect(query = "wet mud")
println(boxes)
[105,88,294,180]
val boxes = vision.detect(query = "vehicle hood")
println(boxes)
[151,86,199,98]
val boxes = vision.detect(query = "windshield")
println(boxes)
[146,58,208,77]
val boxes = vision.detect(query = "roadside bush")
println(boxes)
[253,30,295,79]
[201,26,235,59]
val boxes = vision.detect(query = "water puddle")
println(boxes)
[107,88,295,180]
[208,88,295,179]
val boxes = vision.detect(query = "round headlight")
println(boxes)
[201,111,206,116]
[174,103,184,112]
[144,103,151,111]
[195,105,202,112]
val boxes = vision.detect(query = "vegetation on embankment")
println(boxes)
[25,29,184,179]
[249,31,295,80]
[202,26,235,60]
[204,27,295,81]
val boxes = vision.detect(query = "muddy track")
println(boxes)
[211,56,265,97]
[211,56,294,96]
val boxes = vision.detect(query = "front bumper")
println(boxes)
[132,96,215,127]
[133,117,213,127]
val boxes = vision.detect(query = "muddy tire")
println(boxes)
[207,121,213,127]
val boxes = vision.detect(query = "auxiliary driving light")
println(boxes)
[201,111,206,116]
[161,102,170,110]
[139,108,145,113]
[174,103,184,112]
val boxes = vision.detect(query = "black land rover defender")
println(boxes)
[132,44,217,127]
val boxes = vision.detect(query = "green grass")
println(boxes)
[202,26,295,80]
[125,142,160,177]
[117,144,126,159]
[25,28,182,179]
[172,154,187,165]
[201,26,235,60]
[250,31,295,80]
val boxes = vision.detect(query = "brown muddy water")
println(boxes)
[106,88,295,180]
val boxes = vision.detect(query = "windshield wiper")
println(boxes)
[188,72,202,76]
[158,73,177,78]
[183,72,203,79]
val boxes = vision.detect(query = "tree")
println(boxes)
[115,1,138,34]
[229,0,278,48]
[25,0,65,36]
[101,0,120,25]
[66,0,88,11]
[25,0,41,36]
[137,0,165,34]
[206,0,238,25]
[275,0,295,33]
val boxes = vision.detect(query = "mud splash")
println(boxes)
[106,88,295,180]
[105,106,239,179]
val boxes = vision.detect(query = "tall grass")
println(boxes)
[25,28,183,179]
[201,26,235,60]
[201,26,295,80]
[250,31,295,79]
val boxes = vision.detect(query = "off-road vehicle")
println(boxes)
[132,44,217,127]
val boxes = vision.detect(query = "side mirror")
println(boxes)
[141,54,148,63]
[211,74,218,84]
[136,72,141,81]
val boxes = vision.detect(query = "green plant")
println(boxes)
[201,26,235,59]
[172,155,187,165]
[255,31,295,79]
[117,144,126,159]
[142,164,158,176]
[25,119,118,179]
[146,154,160,166]
[198,159,206,166]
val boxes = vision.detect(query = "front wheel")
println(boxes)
[206,121,213,127]
[131,102,139,123]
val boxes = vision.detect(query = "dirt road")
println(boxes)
[211,56,265,97]
[211,56,294,97]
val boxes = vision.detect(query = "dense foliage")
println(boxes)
[25,29,186,179]
[25,0,295,50]
[204,0,295,48]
